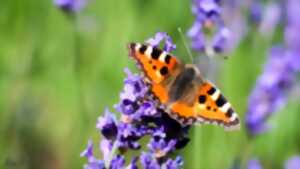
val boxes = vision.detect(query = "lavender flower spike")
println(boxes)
[188,0,231,56]
[285,0,300,72]
[245,47,295,136]
[82,32,188,169]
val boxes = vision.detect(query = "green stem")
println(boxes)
[193,127,201,168]
[239,136,254,169]
[70,14,89,127]
[105,141,118,168]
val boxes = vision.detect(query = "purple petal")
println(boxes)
[81,140,94,161]
[140,152,160,169]
[146,32,176,52]
[54,0,87,13]
[110,155,125,169]
[99,139,113,162]
[96,109,118,140]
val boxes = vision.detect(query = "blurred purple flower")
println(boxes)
[188,0,231,56]
[259,3,281,37]
[285,156,300,169]
[247,159,263,169]
[222,1,248,52]
[285,0,300,71]
[82,32,187,169]
[249,1,262,25]
[245,0,300,138]
[246,47,296,136]
[54,0,87,13]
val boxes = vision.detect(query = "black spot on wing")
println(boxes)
[151,47,161,59]
[207,87,216,95]
[165,54,171,64]
[160,66,169,76]
[198,95,206,104]
[139,45,147,54]
[216,94,226,107]
[226,108,234,118]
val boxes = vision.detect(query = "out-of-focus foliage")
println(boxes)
[0,0,300,169]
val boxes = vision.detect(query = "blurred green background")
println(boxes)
[1,0,300,169]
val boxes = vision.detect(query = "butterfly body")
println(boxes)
[128,43,240,130]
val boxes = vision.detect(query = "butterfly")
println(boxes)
[128,42,240,130]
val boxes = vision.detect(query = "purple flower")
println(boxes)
[81,140,105,169]
[285,156,300,169]
[148,138,177,158]
[127,157,139,169]
[146,32,176,52]
[82,32,188,169]
[285,0,300,71]
[247,159,263,169]
[54,0,87,13]
[110,155,125,169]
[80,140,94,161]
[99,139,113,162]
[96,109,118,140]
[163,156,184,169]
[249,1,262,24]
[188,0,231,56]
[246,47,296,136]
[259,3,281,37]
[140,152,161,169]
[246,0,300,136]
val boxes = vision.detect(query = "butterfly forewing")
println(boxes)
[128,43,180,84]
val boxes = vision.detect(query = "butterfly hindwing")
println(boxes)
[169,81,240,130]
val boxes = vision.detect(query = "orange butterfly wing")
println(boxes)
[128,43,181,103]
[169,81,240,130]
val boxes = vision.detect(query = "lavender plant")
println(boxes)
[243,0,300,168]
[188,0,231,56]
[245,0,300,137]
[81,33,188,169]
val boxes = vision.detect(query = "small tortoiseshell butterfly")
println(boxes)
[128,43,240,130]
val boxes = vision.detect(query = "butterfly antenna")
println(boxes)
[178,27,194,63]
